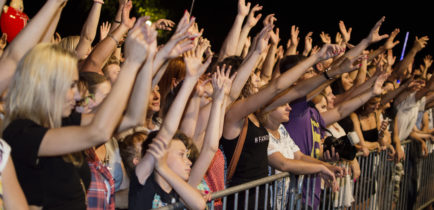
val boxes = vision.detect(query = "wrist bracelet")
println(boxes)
[323,68,333,80]
[107,34,119,45]
[113,20,121,24]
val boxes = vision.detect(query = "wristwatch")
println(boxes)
[323,67,333,80]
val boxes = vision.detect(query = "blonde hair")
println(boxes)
[3,43,77,130]
[58,36,80,54]
[2,44,81,164]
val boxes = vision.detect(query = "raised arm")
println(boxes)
[264,47,355,112]
[228,24,272,103]
[227,44,344,125]
[135,46,212,184]
[235,4,262,56]
[117,18,157,132]
[0,0,66,94]
[302,32,313,56]
[38,20,149,157]
[188,67,234,187]
[152,11,196,78]
[80,0,135,74]
[334,60,382,106]
[261,28,279,83]
[218,0,250,61]
[345,16,389,59]
[367,28,400,62]
[75,0,103,59]
[391,36,429,80]
[321,72,388,126]
[380,78,411,106]
[40,4,64,43]
[110,0,126,32]
[286,25,300,56]
[0,0,5,15]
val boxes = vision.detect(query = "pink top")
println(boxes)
[205,149,225,210]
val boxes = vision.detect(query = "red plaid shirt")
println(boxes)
[86,148,115,210]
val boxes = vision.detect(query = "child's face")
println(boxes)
[166,140,192,181]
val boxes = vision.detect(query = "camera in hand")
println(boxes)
[323,135,357,160]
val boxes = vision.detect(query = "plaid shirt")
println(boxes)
[86,148,115,210]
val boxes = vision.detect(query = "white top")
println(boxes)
[267,124,300,160]
[396,93,426,141]
[0,139,11,174]
[0,138,12,208]
[266,124,299,210]
[327,123,346,138]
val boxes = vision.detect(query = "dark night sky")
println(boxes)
[20,0,433,66]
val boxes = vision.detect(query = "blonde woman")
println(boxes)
[1,18,151,209]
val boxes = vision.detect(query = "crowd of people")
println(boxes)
[0,0,432,209]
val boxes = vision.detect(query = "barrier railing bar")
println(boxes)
[234,192,238,210]
[244,189,249,210]
[311,175,316,208]
[264,183,268,210]
[254,186,259,210]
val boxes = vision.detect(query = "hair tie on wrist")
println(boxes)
[113,20,121,24]
[107,34,119,45]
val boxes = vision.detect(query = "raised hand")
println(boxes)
[303,32,313,56]
[413,36,429,52]
[373,70,390,95]
[124,17,152,64]
[366,16,389,44]
[121,1,136,29]
[100,21,111,41]
[276,45,284,59]
[158,11,198,61]
[320,32,331,44]
[195,37,211,58]
[147,137,169,170]
[216,64,236,96]
[269,28,280,45]
[245,4,262,28]
[184,47,213,79]
[212,69,226,100]
[310,45,320,55]
[256,27,272,53]
[290,25,300,48]
[332,54,366,74]
[383,28,400,50]
[315,44,345,61]
[424,55,433,69]
[339,20,352,43]
[386,49,396,67]
[263,14,276,26]
[335,32,343,45]
[174,11,196,37]
[238,0,251,16]
[153,19,175,31]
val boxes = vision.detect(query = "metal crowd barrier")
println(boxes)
[153,140,434,210]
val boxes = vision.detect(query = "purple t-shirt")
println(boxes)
[283,97,325,208]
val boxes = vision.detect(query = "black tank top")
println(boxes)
[220,118,269,187]
[359,112,379,142]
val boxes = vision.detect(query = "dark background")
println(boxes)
[19,0,433,66]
